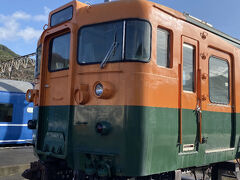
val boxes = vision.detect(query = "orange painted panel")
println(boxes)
[32,0,240,116]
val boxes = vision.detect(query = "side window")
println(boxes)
[157,28,170,67]
[49,33,70,72]
[209,57,229,104]
[35,44,42,77]
[182,43,195,91]
[0,103,13,122]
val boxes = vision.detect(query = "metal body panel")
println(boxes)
[31,0,240,178]
[36,105,240,176]
[0,90,33,144]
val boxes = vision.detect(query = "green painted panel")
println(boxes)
[37,106,72,158]
[182,109,198,148]
[35,105,240,177]
[202,111,231,150]
[70,106,179,176]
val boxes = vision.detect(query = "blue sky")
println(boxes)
[0,0,240,56]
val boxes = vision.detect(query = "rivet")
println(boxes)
[200,32,208,40]
[200,53,207,60]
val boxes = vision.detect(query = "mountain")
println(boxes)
[0,44,19,62]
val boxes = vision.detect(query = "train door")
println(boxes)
[201,47,233,151]
[180,36,199,152]
[41,31,71,106]
[38,29,72,155]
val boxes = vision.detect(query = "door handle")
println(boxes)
[196,101,203,144]
[195,104,202,125]
[196,104,202,114]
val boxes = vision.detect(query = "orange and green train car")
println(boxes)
[23,0,240,179]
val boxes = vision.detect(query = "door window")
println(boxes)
[183,43,195,91]
[49,33,70,72]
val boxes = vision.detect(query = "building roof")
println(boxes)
[0,79,33,93]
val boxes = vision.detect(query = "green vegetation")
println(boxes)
[0,44,19,62]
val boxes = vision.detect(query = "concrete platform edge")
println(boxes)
[0,164,29,177]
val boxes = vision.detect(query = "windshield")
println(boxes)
[78,21,123,64]
[125,20,151,61]
[77,19,151,65]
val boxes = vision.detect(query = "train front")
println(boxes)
[25,0,154,179]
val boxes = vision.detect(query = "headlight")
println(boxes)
[95,83,103,97]
[93,81,115,99]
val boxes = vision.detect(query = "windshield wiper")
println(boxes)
[100,42,118,69]
[100,30,119,69]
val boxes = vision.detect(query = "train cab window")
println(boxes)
[182,43,195,92]
[50,6,73,27]
[209,57,229,104]
[78,21,123,64]
[125,20,151,62]
[78,19,151,65]
[0,103,13,122]
[157,28,170,67]
[49,33,70,72]
[35,44,42,77]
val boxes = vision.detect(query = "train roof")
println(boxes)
[183,13,240,49]
[0,79,33,93]
[42,0,240,49]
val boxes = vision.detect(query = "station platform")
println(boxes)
[0,145,236,180]
[0,145,37,180]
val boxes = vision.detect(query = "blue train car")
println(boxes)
[0,79,33,144]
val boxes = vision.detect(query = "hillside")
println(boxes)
[0,44,19,62]
[0,44,34,82]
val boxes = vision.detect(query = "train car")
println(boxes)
[0,79,33,144]
[23,0,240,179]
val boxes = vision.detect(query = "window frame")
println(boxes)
[48,32,71,72]
[77,18,152,66]
[208,56,230,105]
[156,27,172,68]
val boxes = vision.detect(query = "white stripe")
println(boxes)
[205,148,235,154]
[0,124,28,127]
[0,139,32,143]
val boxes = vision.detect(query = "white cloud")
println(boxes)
[18,27,42,41]
[44,6,51,14]
[0,7,50,42]
[12,11,31,20]
[0,18,19,40]
[33,7,51,22]
[34,15,47,22]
